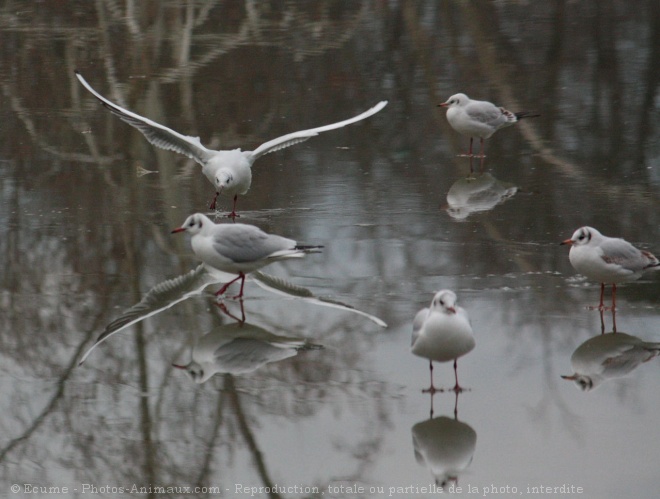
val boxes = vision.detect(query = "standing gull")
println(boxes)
[438,93,539,158]
[171,213,322,298]
[411,290,475,393]
[560,226,659,310]
[75,70,387,219]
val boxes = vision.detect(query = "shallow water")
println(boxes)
[1,2,659,498]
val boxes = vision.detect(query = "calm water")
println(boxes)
[1,2,659,498]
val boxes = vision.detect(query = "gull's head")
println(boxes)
[214,170,234,192]
[430,289,458,314]
[438,93,469,109]
[172,361,210,384]
[561,373,595,392]
[171,213,207,235]
[560,226,600,247]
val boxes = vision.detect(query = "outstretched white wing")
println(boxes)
[250,100,388,160]
[75,70,215,165]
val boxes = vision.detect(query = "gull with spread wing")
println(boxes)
[75,70,387,218]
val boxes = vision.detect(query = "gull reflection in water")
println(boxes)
[562,310,660,391]
[79,264,385,365]
[411,392,477,489]
[444,172,518,221]
[172,316,323,383]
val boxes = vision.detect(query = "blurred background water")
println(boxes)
[0,1,658,498]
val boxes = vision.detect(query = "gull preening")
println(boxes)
[171,213,322,298]
[560,226,659,310]
[75,70,387,219]
[411,290,475,393]
[438,93,539,158]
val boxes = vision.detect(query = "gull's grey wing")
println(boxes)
[212,224,295,263]
[600,347,657,377]
[599,238,648,271]
[211,338,301,374]
[250,101,388,160]
[75,71,215,165]
[79,264,221,365]
[464,101,506,125]
[411,307,429,346]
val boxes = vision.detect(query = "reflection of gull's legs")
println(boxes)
[215,298,246,324]
[431,391,435,418]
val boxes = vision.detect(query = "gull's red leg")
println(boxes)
[452,359,464,393]
[231,272,246,299]
[227,194,240,221]
[209,191,219,210]
[215,274,243,296]
[422,360,440,394]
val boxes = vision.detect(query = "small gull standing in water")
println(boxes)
[438,93,539,158]
[560,226,659,310]
[411,290,475,393]
[75,70,387,219]
[171,213,322,298]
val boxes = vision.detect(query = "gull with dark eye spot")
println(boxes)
[75,70,387,220]
[438,93,539,158]
[171,213,323,299]
[560,226,659,310]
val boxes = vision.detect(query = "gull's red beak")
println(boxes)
[561,374,577,380]
[438,102,449,108]
[172,363,187,369]
[447,306,456,314]
[171,227,186,234]
[560,238,573,246]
